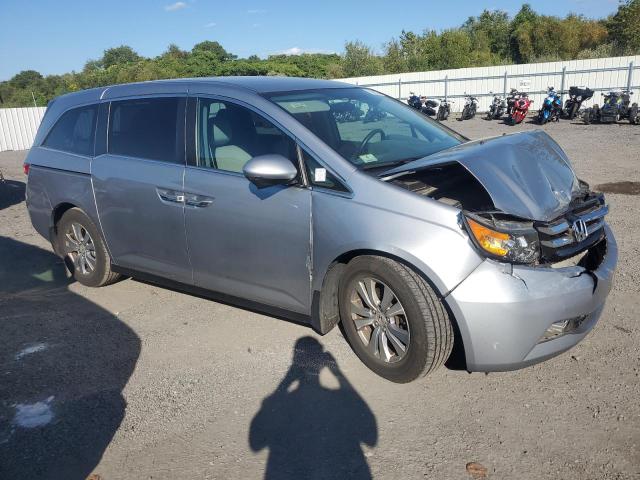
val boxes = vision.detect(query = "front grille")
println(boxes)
[535,194,608,262]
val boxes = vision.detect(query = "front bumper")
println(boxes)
[446,224,617,372]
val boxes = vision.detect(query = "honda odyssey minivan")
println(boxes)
[25,77,617,382]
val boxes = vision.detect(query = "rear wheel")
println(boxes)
[630,104,639,124]
[56,208,120,287]
[339,256,453,383]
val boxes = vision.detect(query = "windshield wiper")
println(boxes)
[358,156,424,172]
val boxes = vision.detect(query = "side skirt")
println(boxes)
[111,265,312,327]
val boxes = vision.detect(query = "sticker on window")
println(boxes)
[314,168,327,182]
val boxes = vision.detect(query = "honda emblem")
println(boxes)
[572,219,589,242]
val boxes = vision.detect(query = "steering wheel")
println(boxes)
[356,129,386,158]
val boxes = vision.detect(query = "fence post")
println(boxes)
[398,78,402,99]
[444,75,448,102]
[503,71,508,97]
[560,66,566,103]
[628,61,634,92]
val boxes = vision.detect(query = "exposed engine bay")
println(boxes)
[381,130,610,267]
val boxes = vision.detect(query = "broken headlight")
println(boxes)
[463,214,540,264]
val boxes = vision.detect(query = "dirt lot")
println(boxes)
[1,116,639,480]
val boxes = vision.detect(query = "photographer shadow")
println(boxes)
[0,236,140,480]
[249,336,377,480]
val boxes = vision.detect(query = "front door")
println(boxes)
[92,96,191,282]
[183,97,311,313]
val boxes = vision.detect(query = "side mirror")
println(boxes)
[243,154,298,188]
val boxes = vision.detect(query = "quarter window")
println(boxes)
[108,97,185,163]
[196,98,298,174]
[43,104,97,156]
[301,150,348,192]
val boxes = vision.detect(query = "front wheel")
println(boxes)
[339,256,453,383]
[56,208,120,287]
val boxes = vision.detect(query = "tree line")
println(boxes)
[1,1,638,108]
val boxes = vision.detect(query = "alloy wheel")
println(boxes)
[348,277,410,363]
[63,222,97,275]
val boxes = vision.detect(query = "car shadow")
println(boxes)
[0,236,141,480]
[249,336,377,480]
[0,179,25,211]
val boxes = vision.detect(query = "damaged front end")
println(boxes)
[382,130,617,371]
[382,130,609,270]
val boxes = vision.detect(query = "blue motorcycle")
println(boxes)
[536,87,562,124]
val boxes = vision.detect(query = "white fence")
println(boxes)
[1,55,639,152]
[0,107,47,152]
[339,55,640,113]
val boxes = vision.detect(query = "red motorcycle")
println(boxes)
[509,93,533,125]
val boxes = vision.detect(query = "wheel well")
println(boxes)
[52,202,76,228]
[49,203,76,254]
[313,249,467,369]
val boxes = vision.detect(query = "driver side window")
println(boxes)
[196,98,298,174]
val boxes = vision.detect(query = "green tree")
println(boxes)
[607,0,640,54]
[101,46,141,68]
[342,41,383,77]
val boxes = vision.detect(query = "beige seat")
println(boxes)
[211,107,258,173]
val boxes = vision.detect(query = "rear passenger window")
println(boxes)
[43,105,97,156]
[196,98,298,174]
[108,97,185,163]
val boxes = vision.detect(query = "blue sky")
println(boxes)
[0,0,620,80]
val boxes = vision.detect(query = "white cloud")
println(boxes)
[205,22,217,28]
[165,2,187,11]
[247,9,266,14]
[276,47,334,56]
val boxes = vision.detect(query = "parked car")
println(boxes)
[25,77,617,383]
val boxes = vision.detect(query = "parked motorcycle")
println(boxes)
[508,93,533,125]
[536,86,562,124]
[460,94,478,120]
[407,93,423,111]
[583,90,638,124]
[331,101,362,123]
[486,92,507,120]
[363,106,386,123]
[506,88,520,117]
[563,86,594,120]
[407,93,450,121]
[436,98,451,121]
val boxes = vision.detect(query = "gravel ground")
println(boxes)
[0,116,639,480]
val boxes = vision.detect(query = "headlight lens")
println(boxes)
[465,216,540,264]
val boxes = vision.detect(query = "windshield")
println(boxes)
[267,88,464,170]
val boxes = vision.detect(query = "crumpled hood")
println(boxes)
[383,130,581,221]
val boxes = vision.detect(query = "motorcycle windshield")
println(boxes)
[381,130,581,221]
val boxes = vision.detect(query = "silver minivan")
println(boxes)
[25,77,617,382]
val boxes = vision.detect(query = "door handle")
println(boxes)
[184,193,214,208]
[157,188,185,204]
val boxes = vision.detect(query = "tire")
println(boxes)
[537,111,548,125]
[56,208,120,287]
[569,102,578,120]
[630,104,639,124]
[338,256,453,383]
